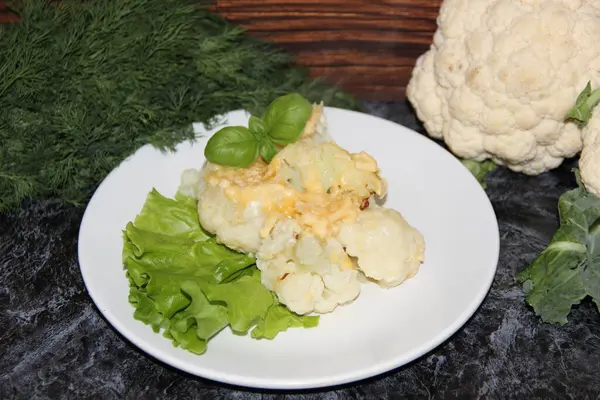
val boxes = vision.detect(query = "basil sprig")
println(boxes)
[204,93,312,167]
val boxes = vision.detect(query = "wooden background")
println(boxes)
[0,0,442,101]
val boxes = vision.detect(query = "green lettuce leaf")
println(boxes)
[252,301,320,340]
[161,281,230,355]
[518,171,600,323]
[123,188,319,354]
[124,222,254,284]
[203,274,275,335]
[128,286,168,333]
[133,189,211,242]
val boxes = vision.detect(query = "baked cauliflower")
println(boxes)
[406,0,600,175]
[180,106,426,315]
[338,207,425,288]
[257,219,361,314]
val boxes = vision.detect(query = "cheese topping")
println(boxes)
[202,138,387,239]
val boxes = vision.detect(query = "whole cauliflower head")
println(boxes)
[338,207,425,288]
[407,0,600,175]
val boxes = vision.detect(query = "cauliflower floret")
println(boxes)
[196,186,265,253]
[300,102,331,144]
[257,219,361,315]
[194,126,387,247]
[337,207,425,288]
[407,0,600,175]
[179,168,202,198]
[271,139,387,199]
[276,273,327,315]
[191,158,271,253]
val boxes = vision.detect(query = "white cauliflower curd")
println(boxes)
[256,219,361,314]
[180,106,426,315]
[406,0,600,175]
[338,207,425,288]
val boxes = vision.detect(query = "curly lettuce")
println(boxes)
[123,189,318,354]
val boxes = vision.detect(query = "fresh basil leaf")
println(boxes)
[248,116,267,138]
[565,81,600,128]
[263,93,312,145]
[204,126,259,168]
[259,140,278,163]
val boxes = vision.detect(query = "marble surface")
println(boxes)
[1,101,600,400]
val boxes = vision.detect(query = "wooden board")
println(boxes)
[0,0,441,100]
[0,1,18,23]
[212,0,441,100]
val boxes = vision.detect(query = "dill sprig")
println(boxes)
[0,0,359,211]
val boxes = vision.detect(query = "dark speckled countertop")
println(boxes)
[1,101,599,400]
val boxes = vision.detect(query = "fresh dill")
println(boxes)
[0,0,359,211]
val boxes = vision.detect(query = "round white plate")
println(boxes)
[78,107,499,390]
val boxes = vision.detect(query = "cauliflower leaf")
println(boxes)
[122,188,319,355]
[565,82,600,129]
[518,172,600,324]
[461,159,497,189]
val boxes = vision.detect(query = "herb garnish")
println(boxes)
[204,93,312,167]
[0,0,359,212]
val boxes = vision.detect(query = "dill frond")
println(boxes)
[0,0,359,211]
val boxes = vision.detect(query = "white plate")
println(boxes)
[78,107,499,390]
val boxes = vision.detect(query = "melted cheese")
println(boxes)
[202,139,386,240]
[329,250,356,271]
[300,103,324,139]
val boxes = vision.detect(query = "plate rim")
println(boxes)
[77,107,500,390]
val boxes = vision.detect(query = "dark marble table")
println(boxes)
[1,101,599,400]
